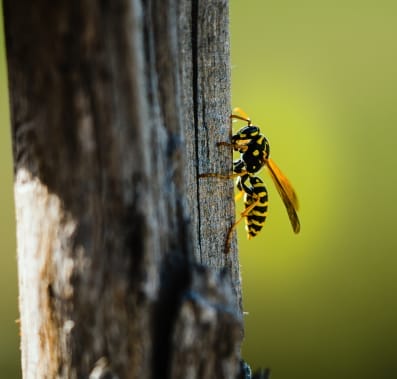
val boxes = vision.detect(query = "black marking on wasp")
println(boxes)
[200,107,300,254]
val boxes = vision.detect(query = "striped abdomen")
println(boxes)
[244,176,269,239]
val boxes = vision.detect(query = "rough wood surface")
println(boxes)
[4,0,243,378]
[178,0,242,316]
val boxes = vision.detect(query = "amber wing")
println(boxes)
[266,158,300,233]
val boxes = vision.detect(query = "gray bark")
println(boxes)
[4,0,243,378]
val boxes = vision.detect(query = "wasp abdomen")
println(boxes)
[237,175,269,239]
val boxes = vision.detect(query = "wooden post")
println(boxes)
[4,0,243,378]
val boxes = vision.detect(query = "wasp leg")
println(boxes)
[217,141,234,148]
[216,141,249,154]
[235,190,244,201]
[224,197,262,255]
[198,170,247,179]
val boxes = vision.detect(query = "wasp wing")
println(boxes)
[266,158,300,233]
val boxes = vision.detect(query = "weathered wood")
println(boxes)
[178,0,242,315]
[4,0,243,378]
[170,266,242,379]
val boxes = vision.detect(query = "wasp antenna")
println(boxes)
[232,107,252,125]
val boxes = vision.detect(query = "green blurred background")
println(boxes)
[230,1,397,378]
[1,1,397,378]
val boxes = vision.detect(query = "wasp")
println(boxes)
[200,108,300,254]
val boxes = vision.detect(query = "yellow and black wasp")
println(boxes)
[200,107,300,254]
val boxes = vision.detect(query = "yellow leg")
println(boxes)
[198,170,247,179]
[217,141,249,153]
[224,198,261,254]
[235,190,244,201]
[216,141,235,148]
